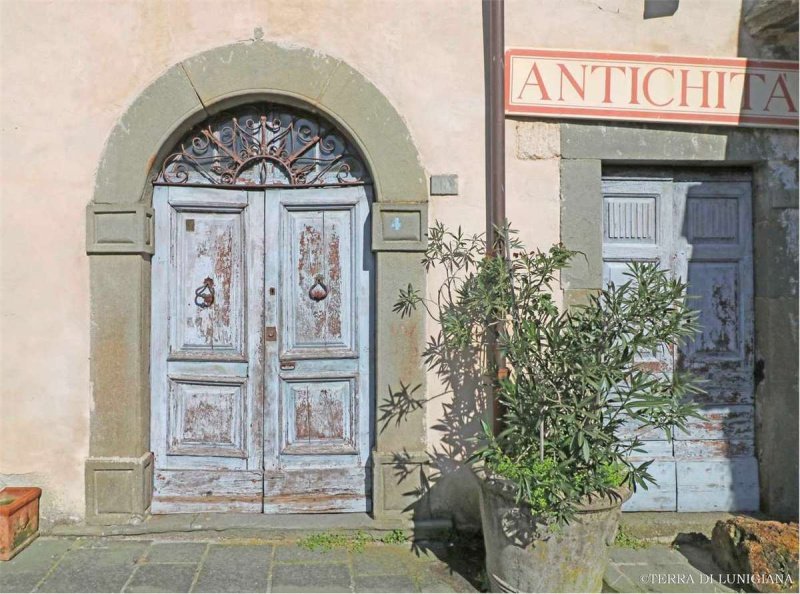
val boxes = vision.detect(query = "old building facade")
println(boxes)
[1,0,797,530]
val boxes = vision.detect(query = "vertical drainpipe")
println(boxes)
[485,0,506,434]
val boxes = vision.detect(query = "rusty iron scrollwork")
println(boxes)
[156,104,369,188]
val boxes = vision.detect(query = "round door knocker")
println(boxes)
[308,274,329,302]
[194,277,215,308]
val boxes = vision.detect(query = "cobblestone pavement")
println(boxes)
[0,537,481,593]
[1,536,741,593]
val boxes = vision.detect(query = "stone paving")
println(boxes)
[0,537,480,593]
[0,535,742,593]
[605,542,737,593]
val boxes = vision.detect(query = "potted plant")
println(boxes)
[395,223,703,593]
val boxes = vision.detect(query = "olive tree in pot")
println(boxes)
[395,223,703,593]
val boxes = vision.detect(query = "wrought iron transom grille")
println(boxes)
[156,103,369,188]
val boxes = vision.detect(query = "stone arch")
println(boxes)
[85,41,429,524]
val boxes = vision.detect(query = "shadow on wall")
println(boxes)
[380,344,488,532]
[379,293,490,532]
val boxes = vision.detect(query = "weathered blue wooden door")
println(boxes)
[150,185,372,513]
[263,187,372,513]
[602,173,758,512]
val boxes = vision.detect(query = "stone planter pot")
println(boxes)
[0,487,42,561]
[477,469,630,593]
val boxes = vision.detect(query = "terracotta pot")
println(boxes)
[0,487,42,561]
[476,469,631,593]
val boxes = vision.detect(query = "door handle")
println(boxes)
[265,326,277,341]
[280,361,296,371]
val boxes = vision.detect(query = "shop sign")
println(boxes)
[506,49,798,129]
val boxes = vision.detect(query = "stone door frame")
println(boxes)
[557,121,798,518]
[85,41,429,525]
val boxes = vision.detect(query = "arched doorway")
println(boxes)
[85,41,429,525]
[150,104,373,513]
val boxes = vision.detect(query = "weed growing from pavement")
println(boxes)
[298,529,407,552]
[380,529,408,545]
[614,526,648,549]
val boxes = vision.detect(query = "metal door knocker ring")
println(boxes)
[308,275,329,302]
[195,277,215,308]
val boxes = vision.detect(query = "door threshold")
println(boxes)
[49,512,453,539]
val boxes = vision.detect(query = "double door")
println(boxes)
[150,185,372,513]
[603,172,758,512]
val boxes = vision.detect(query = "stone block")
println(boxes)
[516,121,560,160]
[85,453,153,525]
[374,252,427,455]
[754,216,799,300]
[561,123,728,162]
[93,65,205,205]
[181,41,341,109]
[711,517,799,592]
[564,288,600,308]
[321,65,427,203]
[372,203,428,251]
[765,161,799,210]
[86,204,154,255]
[89,254,151,457]
[430,175,459,196]
[372,451,430,520]
[560,159,602,290]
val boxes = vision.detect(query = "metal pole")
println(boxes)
[486,0,506,253]
[484,0,506,435]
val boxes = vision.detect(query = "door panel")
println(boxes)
[602,180,677,512]
[283,206,355,357]
[282,377,357,455]
[602,175,757,512]
[264,187,371,513]
[170,209,245,359]
[673,180,757,512]
[151,186,264,512]
[167,375,248,458]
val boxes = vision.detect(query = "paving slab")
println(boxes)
[0,538,75,593]
[144,542,207,565]
[270,562,351,593]
[354,574,417,592]
[192,544,271,593]
[123,564,198,593]
[273,544,348,564]
[610,545,687,566]
[36,541,149,593]
[606,544,735,593]
[415,580,457,593]
[417,559,481,593]
[352,546,413,576]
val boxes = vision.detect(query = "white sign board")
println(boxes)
[506,49,798,129]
